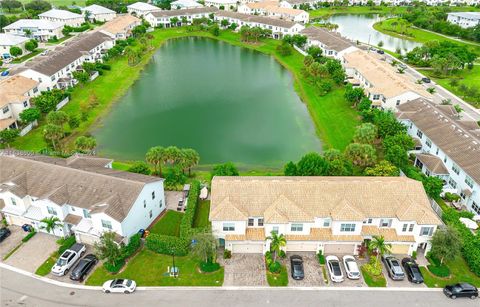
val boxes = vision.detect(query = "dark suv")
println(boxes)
[401,258,424,284]
[290,255,304,280]
[382,255,405,281]
[444,283,478,299]
[70,254,98,281]
[0,228,11,243]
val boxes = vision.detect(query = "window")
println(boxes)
[472,202,480,215]
[272,226,279,234]
[323,218,331,227]
[2,106,9,114]
[11,198,16,206]
[363,218,373,224]
[420,227,434,237]
[152,191,155,200]
[149,210,153,218]
[408,224,414,232]
[258,218,264,227]
[23,101,28,108]
[465,176,474,189]
[248,218,254,227]
[416,130,423,138]
[448,178,457,189]
[426,139,432,148]
[340,223,356,232]
[451,163,460,175]
[223,223,235,231]
[83,209,91,218]
[291,223,303,232]
[425,169,431,177]
[380,219,392,227]
[101,219,112,229]
[143,200,146,208]
[159,199,163,207]
[402,223,408,232]
[47,206,57,216]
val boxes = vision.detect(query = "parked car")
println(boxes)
[443,283,478,299]
[103,279,137,294]
[0,70,9,77]
[382,255,405,281]
[398,64,407,70]
[70,254,98,281]
[0,228,11,243]
[376,49,385,54]
[343,255,360,280]
[326,255,344,282]
[401,258,424,284]
[51,243,86,276]
[290,255,304,280]
[421,77,431,83]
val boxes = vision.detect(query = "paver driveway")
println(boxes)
[286,252,325,287]
[223,254,267,286]
[382,256,426,288]
[4,232,57,273]
[0,226,24,260]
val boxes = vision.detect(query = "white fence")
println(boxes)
[19,121,36,136]
[56,97,70,110]
[293,45,308,56]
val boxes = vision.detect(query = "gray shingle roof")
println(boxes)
[216,11,297,28]
[150,6,217,17]
[300,26,353,52]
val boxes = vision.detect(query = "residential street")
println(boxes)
[1,267,478,307]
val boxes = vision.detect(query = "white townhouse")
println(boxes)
[238,2,309,24]
[280,0,319,9]
[145,7,218,27]
[82,4,117,22]
[19,31,114,91]
[97,14,141,40]
[300,27,358,60]
[127,2,161,17]
[447,12,480,29]
[0,153,166,244]
[0,34,29,58]
[397,99,480,216]
[0,76,39,132]
[39,9,85,27]
[171,0,204,9]
[210,177,442,256]
[3,19,64,42]
[215,11,305,39]
[204,0,238,11]
[342,50,431,110]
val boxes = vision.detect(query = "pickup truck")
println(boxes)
[51,243,86,276]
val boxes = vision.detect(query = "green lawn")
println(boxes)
[46,35,73,45]
[266,265,289,287]
[111,161,132,171]
[85,249,224,286]
[12,49,45,64]
[18,0,86,6]
[35,252,59,276]
[193,200,211,228]
[149,210,183,236]
[361,266,386,287]
[420,256,480,288]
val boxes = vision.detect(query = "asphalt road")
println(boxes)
[1,267,478,307]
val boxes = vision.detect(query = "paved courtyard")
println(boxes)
[47,245,94,284]
[285,252,325,287]
[0,226,25,260]
[165,191,184,211]
[222,254,267,286]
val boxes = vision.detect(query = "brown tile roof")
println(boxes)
[397,98,480,183]
[0,154,163,222]
[150,6,217,17]
[210,176,441,225]
[97,14,140,35]
[300,26,353,52]
[225,234,246,241]
[286,228,363,242]
[415,153,449,175]
[64,214,82,225]
[361,226,415,242]
[246,228,265,241]
[0,75,38,108]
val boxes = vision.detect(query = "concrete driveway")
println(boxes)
[286,252,325,287]
[47,244,94,284]
[0,226,25,260]
[4,232,57,273]
[223,254,267,286]
[382,256,426,288]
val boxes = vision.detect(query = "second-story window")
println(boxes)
[380,219,392,227]
[452,163,460,175]
[323,218,331,227]
[426,139,432,148]
[340,223,356,232]
[420,226,434,237]
[101,219,112,229]
[47,206,57,216]
[291,223,303,232]
[152,191,156,200]
[402,223,408,232]
[465,176,474,189]
[11,198,17,206]
[258,218,264,227]
[223,223,235,231]
[248,218,254,227]
[83,208,91,218]
[416,130,423,139]
[272,226,279,234]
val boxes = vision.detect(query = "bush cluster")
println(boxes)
[179,180,202,237]
[104,260,125,274]
[200,261,221,273]
[223,249,232,259]
[145,234,189,256]
[362,257,382,276]
[317,251,326,265]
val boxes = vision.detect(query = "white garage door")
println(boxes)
[6,214,30,227]
[324,243,356,255]
[75,233,99,246]
[231,243,263,254]
[286,241,318,252]
[390,244,410,255]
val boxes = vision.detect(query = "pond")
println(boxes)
[94,37,322,168]
[321,14,421,53]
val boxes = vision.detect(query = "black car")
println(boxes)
[421,77,431,83]
[70,254,98,281]
[290,255,304,280]
[0,228,11,243]
[444,283,478,299]
[401,258,424,284]
[377,49,385,54]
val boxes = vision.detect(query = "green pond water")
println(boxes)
[94,37,321,168]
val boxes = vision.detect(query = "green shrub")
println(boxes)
[104,259,125,274]
[412,251,417,260]
[58,236,76,254]
[179,180,201,237]
[268,261,281,273]
[427,264,450,277]
[22,231,36,242]
[278,250,286,259]
[145,234,189,256]
[200,261,221,273]
[317,251,326,265]
[444,192,460,202]
[223,249,232,259]
[363,257,383,276]
[123,233,141,259]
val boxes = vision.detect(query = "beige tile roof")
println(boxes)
[0,118,16,131]
[98,14,140,36]
[300,26,353,52]
[415,153,449,175]
[64,214,82,225]
[246,228,265,241]
[361,226,415,242]
[343,50,431,99]
[225,234,246,241]
[397,98,480,183]
[0,75,38,108]
[210,176,441,225]
[216,11,298,29]
[286,228,363,242]
[150,7,217,18]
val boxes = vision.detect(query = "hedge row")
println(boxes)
[22,231,36,242]
[180,180,202,237]
[145,234,189,256]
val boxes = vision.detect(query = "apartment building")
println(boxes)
[39,9,85,27]
[145,7,218,27]
[171,0,204,9]
[0,34,29,58]
[300,26,358,59]
[3,19,64,41]
[447,12,480,29]
[238,1,309,23]
[127,2,161,17]
[82,4,117,22]
[97,14,141,39]
[204,0,238,10]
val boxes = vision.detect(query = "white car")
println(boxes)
[326,255,344,283]
[102,279,136,294]
[343,255,360,280]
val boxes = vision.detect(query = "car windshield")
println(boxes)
[56,258,67,266]
[331,262,341,275]
[293,264,303,273]
[126,280,133,287]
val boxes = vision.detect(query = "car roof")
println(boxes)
[459,283,477,290]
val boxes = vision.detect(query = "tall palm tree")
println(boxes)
[40,216,63,235]
[266,231,286,263]
[164,146,182,165]
[369,235,392,261]
[146,146,165,176]
[182,148,200,176]
[43,124,63,151]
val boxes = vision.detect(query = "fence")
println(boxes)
[56,97,70,110]
[430,199,444,221]
[19,121,36,136]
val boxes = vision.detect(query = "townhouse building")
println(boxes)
[0,76,39,132]
[447,12,480,29]
[0,34,29,58]
[204,0,238,10]
[238,2,309,23]
[82,4,117,22]
[19,32,114,91]
[300,26,358,60]
[3,19,64,42]
[215,11,305,39]
[39,9,85,27]
[342,50,431,110]
[171,0,204,9]
[97,14,141,40]
[145,7,218,28]
[280,0,319,9]
[397,98,480,215]
[210,176,442,256]
[127,2,161,17]
[0,153,166,244]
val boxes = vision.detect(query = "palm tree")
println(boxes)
[43,124,63,151]
[40,216,63,235]
[164,146,182,165]
[182,148,200,176]
[369,235,392,261]
[124,46,136,66]
[146,146,166,176]
[266,231,286,263]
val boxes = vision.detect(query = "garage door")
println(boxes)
[323,243,356,255]
[390,244,410,255]
[232,243,263,254]
[6,214,30,227]
[286,241,318,252]
[75,233,99,245]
